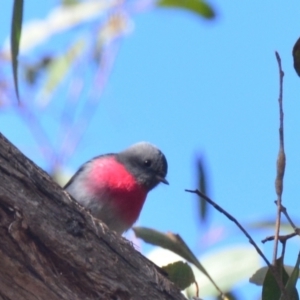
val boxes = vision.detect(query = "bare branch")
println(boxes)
[273,51,286,264]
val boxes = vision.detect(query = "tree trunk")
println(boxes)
[0,133,185,300]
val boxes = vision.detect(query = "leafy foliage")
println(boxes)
[11,0,23,102]
[293,37,300,77]
[157,0,215,19]
[262,257,299,300]
[133,227,227,298]
[196,156,209,222]
[162,261,195,290]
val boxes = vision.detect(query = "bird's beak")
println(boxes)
[157,176,169,185]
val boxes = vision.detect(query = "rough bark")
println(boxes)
[0,133,186,300]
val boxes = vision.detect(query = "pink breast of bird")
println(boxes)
[87,156,147,227]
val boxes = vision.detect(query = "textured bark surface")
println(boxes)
[0,133,185,300]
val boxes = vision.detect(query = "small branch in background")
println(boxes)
[262,232,297,244]
[57,73,84,167]
[185,189,271,266]
[16,102,58,167]
[273,51,286,264]
[185,189,287,296]
[59,37,122,165]
[276,201,299,232]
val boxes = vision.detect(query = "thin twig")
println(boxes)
[273,51,285,264]
[276,201,299,232]
[186,189,288,298]
[186,189,271,267]
[194,280,199,298]
[16,103,57,167]
[281,238,287,259]
[262,232,297,244]
[60,24,122,164]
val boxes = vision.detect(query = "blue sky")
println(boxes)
[1,1,300,299]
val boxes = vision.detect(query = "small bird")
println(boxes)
[64,142,168,234]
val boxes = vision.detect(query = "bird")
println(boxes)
[64,142,168,234]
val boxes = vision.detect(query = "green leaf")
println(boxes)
[162,261,195,290]
[157,0,215,19]
[262,257,287,300]
[133,227,206,273]
[247,220,295,232]
[293,37,300,77]
[11,0,24,103]
[62,0,80,6]
[133,227,224,296]
[196,157,209,222]
[280,253,300,300]
[262,256,298,300]
[250,265,300,286]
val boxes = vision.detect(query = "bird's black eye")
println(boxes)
[144,159,152,167]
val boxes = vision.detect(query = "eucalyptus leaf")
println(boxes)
[280,253,300,300]
[162,261,195,290]
[157,0,215,19]
[293,37,300,77]
[196,157,209,223]
[11,0,24,102]
[133,226,224,296]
